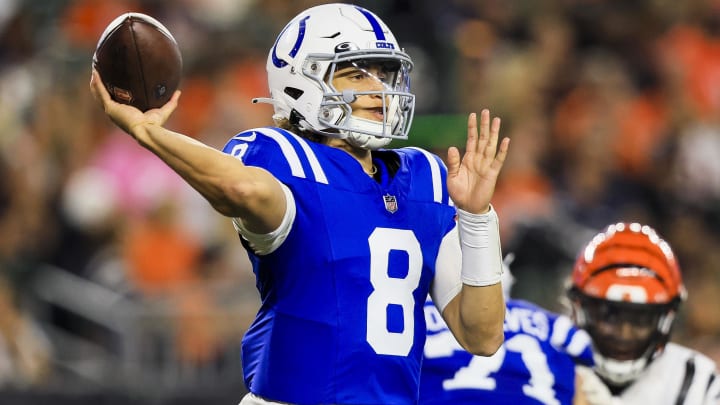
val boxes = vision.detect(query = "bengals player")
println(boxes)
[569,223,720,405]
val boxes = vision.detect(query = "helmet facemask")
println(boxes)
[571,291,679,387]
[301,49,414,149]
[262,4,416,150]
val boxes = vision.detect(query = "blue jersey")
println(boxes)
[222,127,457,404]
[420,299,594,405]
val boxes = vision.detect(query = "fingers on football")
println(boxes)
[155,90,181,119]
[90,70,112,107]
[167,90,181,110]
[89,70,100,100]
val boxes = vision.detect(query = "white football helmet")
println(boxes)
[256,3,415,150]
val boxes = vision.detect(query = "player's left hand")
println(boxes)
[90,69,180,138]
[446,109,509,214]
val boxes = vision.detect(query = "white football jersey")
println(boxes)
[618,343,720,404]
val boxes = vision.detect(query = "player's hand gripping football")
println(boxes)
[446,109,510,214]
[90,69,180,137]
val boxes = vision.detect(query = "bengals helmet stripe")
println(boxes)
[571,222,685,304]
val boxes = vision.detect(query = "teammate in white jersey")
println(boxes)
[90,3,509,404]
[420,259,594,404]
[568,222,720,405]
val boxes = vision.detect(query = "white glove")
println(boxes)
[576,366,624,405]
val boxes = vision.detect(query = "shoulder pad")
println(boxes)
[222,127,328,184]
[399,146,450,205]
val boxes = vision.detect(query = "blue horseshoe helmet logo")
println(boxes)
[271,15,310,68]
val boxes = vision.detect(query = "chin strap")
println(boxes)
[343,116,393,150]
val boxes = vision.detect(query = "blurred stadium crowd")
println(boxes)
[1,0,720,403]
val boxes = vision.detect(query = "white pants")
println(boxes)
[239,393,293,405]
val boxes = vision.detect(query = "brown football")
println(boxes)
[93,12,182,112]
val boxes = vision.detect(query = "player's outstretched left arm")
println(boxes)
[441,110,509,356]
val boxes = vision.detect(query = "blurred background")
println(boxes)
[2,0,720,403]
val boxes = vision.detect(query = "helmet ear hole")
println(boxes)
[284,87,304,100]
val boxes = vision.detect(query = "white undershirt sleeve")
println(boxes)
[231,182,296,256]
[431,227,463,313]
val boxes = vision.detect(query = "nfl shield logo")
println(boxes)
[383,194,398,213]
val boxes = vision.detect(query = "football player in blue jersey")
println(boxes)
[420,256,595,405]
[90,3,510,404]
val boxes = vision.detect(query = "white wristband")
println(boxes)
[457,206,503,286]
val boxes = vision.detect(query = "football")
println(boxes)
[93,12,182,112]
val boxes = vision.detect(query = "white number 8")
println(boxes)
[367,228,422,356]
